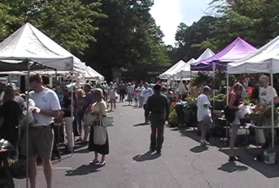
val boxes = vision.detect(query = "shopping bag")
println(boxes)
[102,116,114,127]
[93,125,107,145]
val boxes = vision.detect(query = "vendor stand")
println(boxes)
[0,23,84,187]
[227,35,279,163]
[190,37,257,130]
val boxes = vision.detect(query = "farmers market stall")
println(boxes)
[228,35,279,150]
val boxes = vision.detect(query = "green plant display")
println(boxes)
[168,108,178,127]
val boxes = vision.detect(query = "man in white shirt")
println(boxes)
[257,75,278,148]
[259,75,278,106]
[141,82,153,124]
[197,86,212,146]
[27,74,61,188]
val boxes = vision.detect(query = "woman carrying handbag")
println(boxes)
[88,89,109,166]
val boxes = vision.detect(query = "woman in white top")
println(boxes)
[88,89,109,166]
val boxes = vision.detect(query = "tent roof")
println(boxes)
[82,64,104,80]
[192,48,215,65]
[174,58,194,79]
[192,37,257,71]
[159,60,186,79]
[228,36,279,74]
[0,23,84,71]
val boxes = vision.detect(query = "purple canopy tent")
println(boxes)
[191,38,257,126]
[191,37,257,71]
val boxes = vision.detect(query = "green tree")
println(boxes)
[172,0,279,63]
[84,0,170,80]
[0,3,19,40]
[173,16,220,62]
[212,0,279,47]
[0,0,103,55]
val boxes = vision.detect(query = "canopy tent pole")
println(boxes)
[70,71,74,154]
[212,62,216,126]
[25,60,31,188]
[226,73,229,105]
[271,69,275,148]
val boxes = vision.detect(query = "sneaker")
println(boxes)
[200,140,208,147]
[149,147,156,153]
[99,160,106,166]
[156,149,161,155]
[229,156,240,162]
[90,159,99,165]
[229,156,235,162]
[201,142,206,147]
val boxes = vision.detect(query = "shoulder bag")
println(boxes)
[93,120,107,145]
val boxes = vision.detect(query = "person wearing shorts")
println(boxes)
[197,86,212,146]
[27,74,61,188]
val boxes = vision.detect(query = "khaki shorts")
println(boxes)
[21,126,54,160]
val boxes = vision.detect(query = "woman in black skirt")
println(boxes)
[88,89,109,166]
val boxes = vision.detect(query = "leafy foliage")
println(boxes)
[172,0,279,63]
[0,0,103,56]
[173,16,220,62]
[83,0,170,80]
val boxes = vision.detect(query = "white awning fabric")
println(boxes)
[0,23,80,71]
[228,36,279,74]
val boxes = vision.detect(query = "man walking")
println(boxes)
[27,74,61,188]
[145,84,170,154]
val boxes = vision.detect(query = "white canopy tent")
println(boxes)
[227,35,279,148]
[174,58,195,80]
[0,23,85,72]
[79,63,104,80]
[191,48,215,66]
[0,22,105,85]
[159,60,186,79]
[159,49,215,80]
[228,36,279,74]
[174,49,215,80]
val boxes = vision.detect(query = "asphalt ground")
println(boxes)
[15,104,279,188]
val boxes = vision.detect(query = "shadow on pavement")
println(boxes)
[190,145,208,153]
[218,162,248,173]
[122,104,132,107]
[169,126,279,178]
[177,127,226,148]
[220,147,279,178]
[132,151,161,162]
[65,164,101,176]
[169,127,180,131]
[133,123,148,127]
[74,148,90,154]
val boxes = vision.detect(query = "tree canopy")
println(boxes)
[84,0,170,80]
[0,0,169,80]
[172,0,279,63]
[0,0,103,56]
